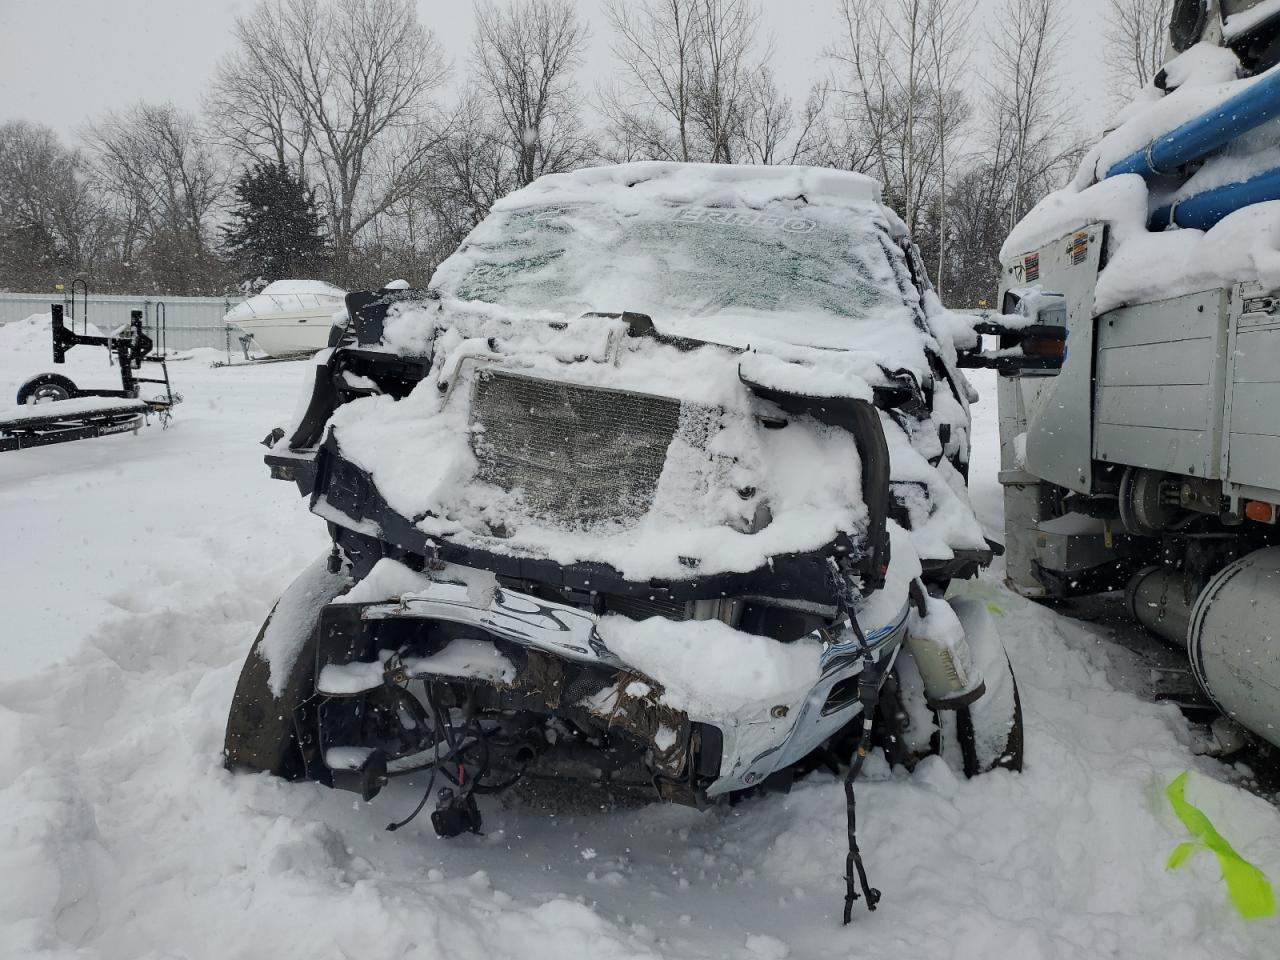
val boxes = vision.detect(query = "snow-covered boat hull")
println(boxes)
[227,311,339,357]
[223,280,347,357]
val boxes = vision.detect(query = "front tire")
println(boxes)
[223,554,352,779]
[894,597,1025,776]
[947,598,1024,774]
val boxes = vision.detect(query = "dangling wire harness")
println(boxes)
[385,683,445,832]
[382,678,527,836]
[827,556,883,923]
[842,672,883,923]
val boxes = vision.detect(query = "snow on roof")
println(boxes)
[1001,174,1151,263]
[1076,44,1246,186]
[496,161,886,216]
[1095,200,1280,311]
[259,280,346,297]
[1004,44,1280,312]
[1224,0,1280,39]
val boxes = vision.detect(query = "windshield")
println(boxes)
[432,201,912,330]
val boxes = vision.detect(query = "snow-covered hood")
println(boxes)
[319,295,986,591]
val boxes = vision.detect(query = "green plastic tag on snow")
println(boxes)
[985,602,1005,617]
[1166,771,1276,919]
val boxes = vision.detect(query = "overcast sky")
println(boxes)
[0,0,1117,143]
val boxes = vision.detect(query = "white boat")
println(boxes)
[224,280,347,357]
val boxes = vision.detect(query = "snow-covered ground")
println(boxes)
[1,314,1277,958]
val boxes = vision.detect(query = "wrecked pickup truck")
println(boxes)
[224,162,1023,915]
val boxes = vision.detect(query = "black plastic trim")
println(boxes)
[318,438,848,605]
[345,288,439,346]
[736,375,891,591]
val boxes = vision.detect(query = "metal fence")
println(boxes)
[0,292,246,351]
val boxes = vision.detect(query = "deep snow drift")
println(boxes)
[0,314,1277,958]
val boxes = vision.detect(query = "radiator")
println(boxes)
[470,368,684,527]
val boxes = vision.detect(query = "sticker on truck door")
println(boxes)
[1011,251,1040,283]
[1068,231,1089,264]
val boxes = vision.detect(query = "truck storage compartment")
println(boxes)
[1093,288,1230,479]
[1223,288,1280,497]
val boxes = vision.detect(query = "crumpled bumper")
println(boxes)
[314,577,909,799]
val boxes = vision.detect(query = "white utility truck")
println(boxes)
[970,0,1280,751]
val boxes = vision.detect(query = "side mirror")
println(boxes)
[344,287,438,347]
[955,289,1067,376]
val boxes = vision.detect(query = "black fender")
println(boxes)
[16,372,80,404]
[287,360,339,450]
[223,554,352,779]
[736,375,891,592]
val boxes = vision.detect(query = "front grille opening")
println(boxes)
[605,594,691,621]
[822,676,860,716]
[604,594,743,628]
[470,368,695,528]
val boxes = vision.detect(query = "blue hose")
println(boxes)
[1149,166,1280,229]
[1106,68,1280,180]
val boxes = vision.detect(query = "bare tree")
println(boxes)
[780,82,845,166]
[688,0,759,163]
[472,0,591,188]
[989,0,1075,229]
[427,93,519,246]
[789,78,879,173]
[605,0,701,161]
[598,90,683,162]
[1103,0,1173,95]
[735,67,793,165]
[210,0,449,278]
[0,122,111,290]
[828,0,968,235]
[936,0,1079,305]
[827,3,887,183]
[924,0,974,296]
[207,34,314,172]
[605,0,777,164]
[735,75,836,166]
[82,103,226,293]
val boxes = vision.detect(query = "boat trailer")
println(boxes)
[1,301,178,453]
